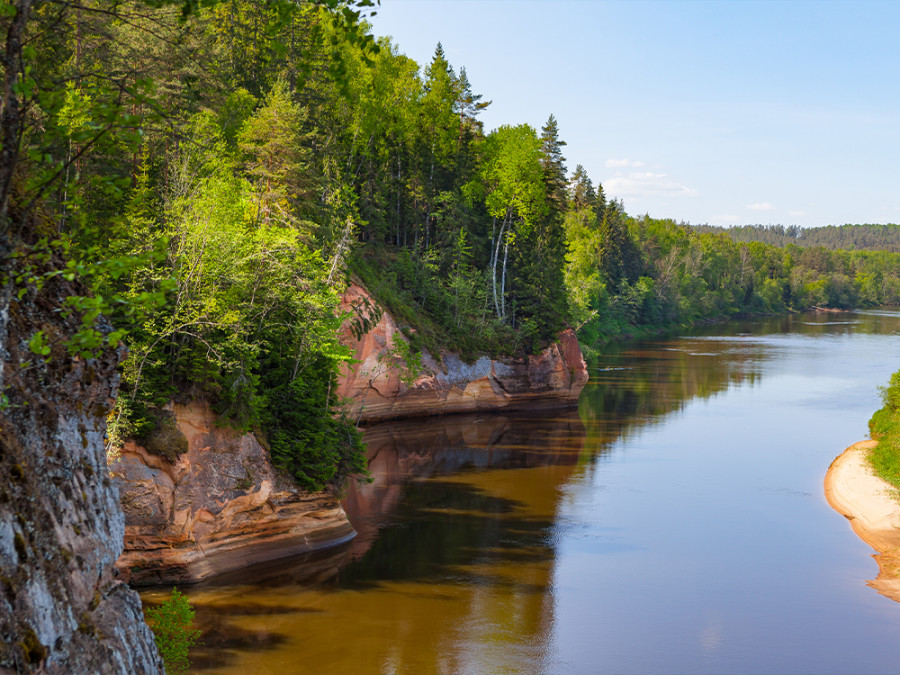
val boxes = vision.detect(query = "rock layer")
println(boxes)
[337,283,590,423]
[0,275,162,673]
[112,401,355,586]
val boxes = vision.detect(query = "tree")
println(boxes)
[598,200,642,294]
[478,124,546,321]
[238,79,317,226]
[568,164,596,211]
[540,114,567,214]
[145,588,202,675]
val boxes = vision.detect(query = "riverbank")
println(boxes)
[825,440,900,602]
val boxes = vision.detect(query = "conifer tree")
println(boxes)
[540,114,568,215]
[569,164,596,211]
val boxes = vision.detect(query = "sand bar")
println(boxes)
[825,440,900,602]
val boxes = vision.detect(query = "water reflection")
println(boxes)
[178,411,585,674]
[345,411,586,560]
[173,309,900,674]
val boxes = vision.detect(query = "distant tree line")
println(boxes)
[691,224,900,253]
[565,185,900,350]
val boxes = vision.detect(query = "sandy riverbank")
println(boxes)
[825,440,900,602]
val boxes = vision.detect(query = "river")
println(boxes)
[161,310,900,674]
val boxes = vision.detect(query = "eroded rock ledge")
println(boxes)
[112,401,354,586]
[337,283,590,423]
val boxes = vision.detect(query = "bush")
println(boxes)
[145,588,202,675]
[869,368,900,490]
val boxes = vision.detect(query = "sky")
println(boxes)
[365,0,900,228]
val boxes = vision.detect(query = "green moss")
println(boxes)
[140,410,188,463]
[20,628,47,665]
[13,533,27,561]
[77,613,98,637]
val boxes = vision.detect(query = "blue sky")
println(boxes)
[366,0,900,228]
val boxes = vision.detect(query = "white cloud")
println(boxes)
[747,202,775,211]
[605,171,699,199]
[605,158,645,168]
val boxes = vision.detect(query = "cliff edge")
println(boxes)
[0,277,162,673]
[337,283,589,423]
[112,401,355,586]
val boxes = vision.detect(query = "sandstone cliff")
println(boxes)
[337,283,589,423]
[0,276,162,673]
[112,401,355,586]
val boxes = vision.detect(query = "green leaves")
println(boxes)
[480,125,547,232]
[27,331,51,357]
[145,588,202,675]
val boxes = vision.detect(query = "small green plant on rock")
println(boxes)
[145,587,202,675]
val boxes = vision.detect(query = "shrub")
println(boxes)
[145,588,202,675]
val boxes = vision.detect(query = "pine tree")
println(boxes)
[540,114,567,214]
[568,164,596,211]
[598,200,642,294]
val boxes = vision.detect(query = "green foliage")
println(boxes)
[563,182,900,350]
[145,588,202,675]
[865,372,900,490]
[263,356,367,492]
[879,371,900,412]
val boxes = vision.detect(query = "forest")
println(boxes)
[692,223,900,253]
[5,0,900,491]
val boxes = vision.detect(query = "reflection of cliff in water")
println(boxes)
[183,410,586,674]
[327,410,585,673]
[344,410,586,560]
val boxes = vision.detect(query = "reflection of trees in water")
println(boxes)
[580,335,767,451]
[346,411,585,559]
[579,310,900,455]
[330,411,584,673]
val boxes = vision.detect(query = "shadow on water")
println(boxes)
[339,479,554,591]
[189,621,290,670]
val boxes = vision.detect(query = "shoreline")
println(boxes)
[824,440,900,602]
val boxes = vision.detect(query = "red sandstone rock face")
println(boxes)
[112,401,354,586]
[337,283,590,423]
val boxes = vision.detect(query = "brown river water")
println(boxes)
[143,310,900,674]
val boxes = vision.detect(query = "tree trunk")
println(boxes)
[0,0,33,227]
[500,225,510,320]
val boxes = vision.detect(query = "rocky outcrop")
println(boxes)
[112,401,355,586]
[337,283,589,423]
[0,275,162,673]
